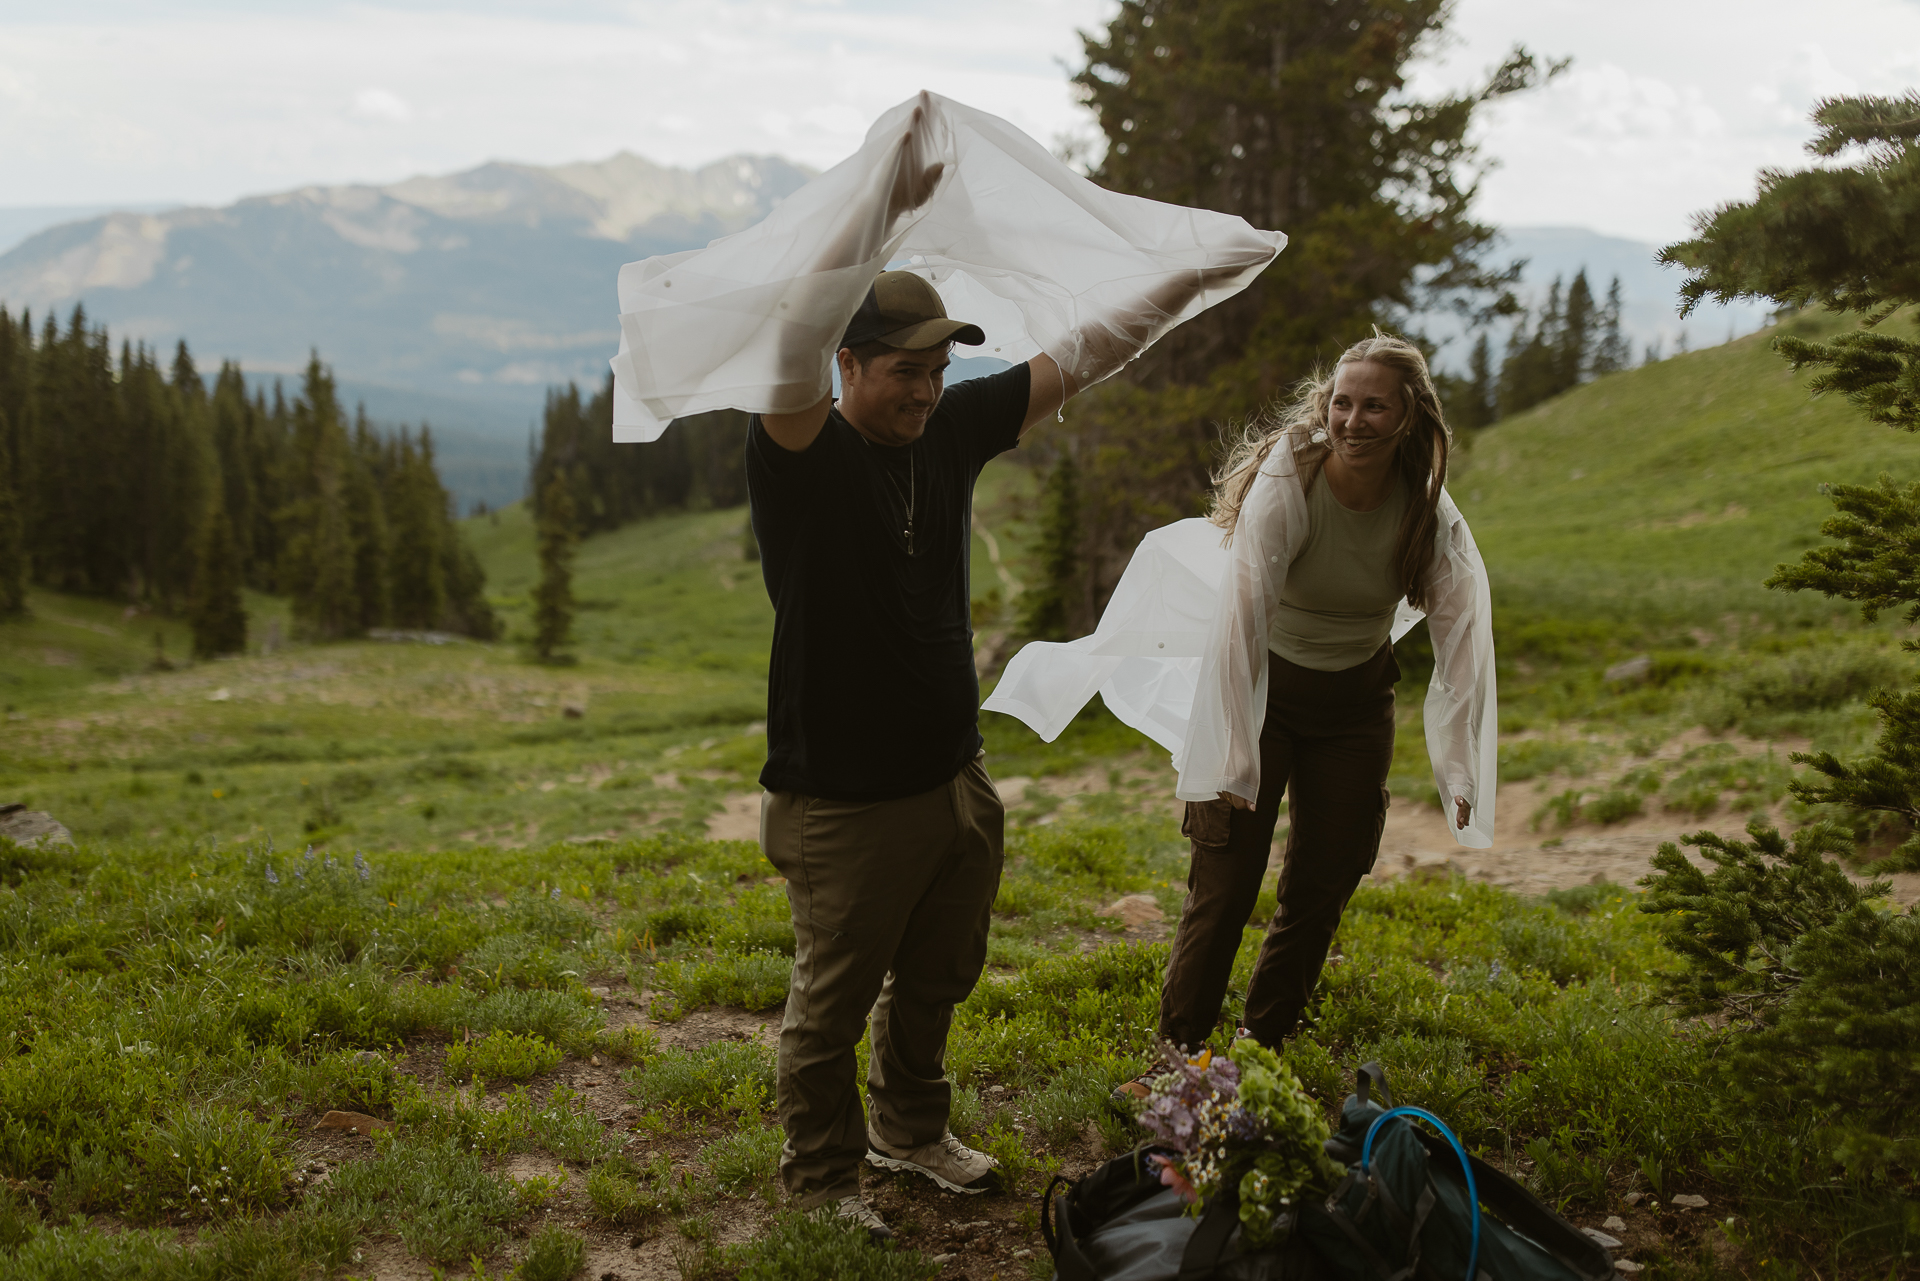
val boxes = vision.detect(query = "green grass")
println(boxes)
[1458,309,1919,630]
[2,326,1917,1276]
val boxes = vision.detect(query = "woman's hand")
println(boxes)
[1454,797,1471,830]
[1218,792,1253,811]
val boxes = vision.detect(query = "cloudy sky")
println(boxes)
[2,0,1917,245]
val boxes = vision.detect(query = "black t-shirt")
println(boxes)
[747,364,1030,801]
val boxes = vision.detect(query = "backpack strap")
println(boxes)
[1039,1173,1072,1255]
[1042,1174,1104,1281]
[1355,1061,1394,1111]
[1178,1182,1243,1280]
[1407,1132,1615,1281]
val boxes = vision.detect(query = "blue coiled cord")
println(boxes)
[1359,1105,1482,1281]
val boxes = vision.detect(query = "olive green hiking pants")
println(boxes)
[760,754,1005,1207]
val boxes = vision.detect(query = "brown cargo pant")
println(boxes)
[760,754,1004,1207]
[1159,643,1398,1050]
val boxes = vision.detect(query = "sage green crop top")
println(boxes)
[1270,473,1408,672]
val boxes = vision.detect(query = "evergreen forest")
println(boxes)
[0,307,497,652]
[530,379,747,538]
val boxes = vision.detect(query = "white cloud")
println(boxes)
[1412,0,1920,242]
[0,0,1915,250]
[350,87,413,123]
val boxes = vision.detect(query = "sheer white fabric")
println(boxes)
[608,91,1286,441]
[984,448,1498,849]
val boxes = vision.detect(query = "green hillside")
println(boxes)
[1458,308,1914,629]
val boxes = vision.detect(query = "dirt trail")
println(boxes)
[997,731,1920,907]
[1375,729,1920,906]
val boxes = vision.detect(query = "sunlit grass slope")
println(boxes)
[1456,309,1916,629]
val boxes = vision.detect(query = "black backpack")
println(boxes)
[1297,1064,1615,1281]
[1041,1064,1614,1281]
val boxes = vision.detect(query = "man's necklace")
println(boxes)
[865,437,916,555]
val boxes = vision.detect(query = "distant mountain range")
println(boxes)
[0,153,813,509]
[0,158,1768,511]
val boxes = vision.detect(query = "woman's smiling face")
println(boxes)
[1327,360,1406,459]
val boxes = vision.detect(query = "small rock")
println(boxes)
[1097,894,1165,926]
[1604,655,1652,684]
[562,704,586,719]
[1623,1192,1644,1206]
[1012,1247,1034,1258]
[931,1255,956,1267]
[1583,1228,1624,1249]
[206,687,232,701]
[351,1050,383,1066]
[1670,1193,1708,1209]
[588,986,612,999]
[0,805,74,850]
[588,1054,603,1067]
[616,1104,641,1121]
[1603,1215,1627,1232]
[314,1110,392,1135]
[765,875,787,886]
[1615,1262,1643,1275]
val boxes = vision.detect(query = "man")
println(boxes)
[741,106,1276,1236]
[749,269,1071,1236]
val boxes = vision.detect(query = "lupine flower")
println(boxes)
[265,865,279,885]
[355,852,371,883]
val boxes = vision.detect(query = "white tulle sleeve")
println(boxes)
[1413,494,1497,848]
[608,91,1285,441]
[1169,459,1307,805]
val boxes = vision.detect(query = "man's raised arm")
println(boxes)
[1018,253,1276,436]
[761,104,946,453]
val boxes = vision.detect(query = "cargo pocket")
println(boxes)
[1181,797,1234,851]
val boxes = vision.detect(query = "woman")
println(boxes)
[1103,331,1497,1085]
[985,333,1495,1064]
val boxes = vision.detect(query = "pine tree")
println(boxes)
[1498,280,1562,415]
[187,494,247,658]
[281,355,361,639]
[386,429,447,630]
[1060,0,1557,608]
[1445,332,1498,429]
[1590,277,1631,375]
[1018,450,1082,642]
[0,406,25,616]
[345,408,390,632]
[532,470,577,662]
[1555,269,1596,389]
[1643,90,1920,1180]
[1664,92,1920,870]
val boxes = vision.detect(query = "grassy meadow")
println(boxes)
[3,320,1918,1278]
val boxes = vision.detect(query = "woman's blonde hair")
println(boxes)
[1209,332,1452,611]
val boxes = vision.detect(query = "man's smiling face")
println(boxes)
[837,344,951,446]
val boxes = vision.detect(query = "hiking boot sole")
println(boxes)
[864,1148,999,1194]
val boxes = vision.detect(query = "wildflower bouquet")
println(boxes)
[1135,1039,1345,1246]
